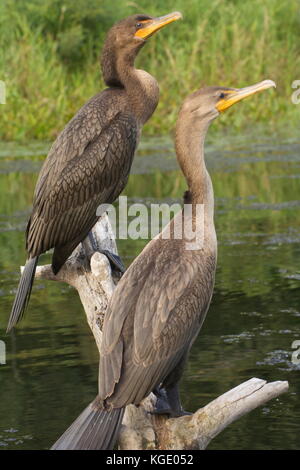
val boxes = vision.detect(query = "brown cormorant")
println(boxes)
[7,12,182,332]
[51,79,276,450]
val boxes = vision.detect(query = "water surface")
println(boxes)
[0,132,299,450]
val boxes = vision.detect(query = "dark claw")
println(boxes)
[165,383,192,417]
[151,387,172,415]
[152,386,192,417]
[85,233,126,274]
[99,250,126,274]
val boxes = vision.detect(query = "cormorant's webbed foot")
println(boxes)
[99,249,126,274]
[152,386,192,417]
[165,384,192,418]
[86,232,125,273]
[151,387,172,415]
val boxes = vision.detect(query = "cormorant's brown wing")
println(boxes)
[33,90,122,204]
[27,100,137,260]
[99,236,214,405]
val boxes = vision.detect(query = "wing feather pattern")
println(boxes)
[99,236,216,406]
[26,93,137,266]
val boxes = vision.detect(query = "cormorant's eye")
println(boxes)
[136,22,143,29]
[219,92,226,99]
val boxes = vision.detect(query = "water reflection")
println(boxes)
[0,132,299,449]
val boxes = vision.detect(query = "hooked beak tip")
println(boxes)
[216,79,276,113]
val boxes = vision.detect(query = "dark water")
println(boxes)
[0,133,299,450]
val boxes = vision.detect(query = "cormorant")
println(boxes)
[52,79,276,450]
[7,12,182,332]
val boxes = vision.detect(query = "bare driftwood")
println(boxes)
[30,214,289,450]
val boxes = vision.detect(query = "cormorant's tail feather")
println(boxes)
[51,399,124,450]
[7,256,38,332]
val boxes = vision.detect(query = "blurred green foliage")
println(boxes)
[0,0,299,141]
[1,137,299,451]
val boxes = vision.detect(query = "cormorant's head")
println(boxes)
[101,12,182,86]
[111,12,182,48]
[180,80,276,124]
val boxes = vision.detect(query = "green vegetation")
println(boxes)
[0,0,299,141]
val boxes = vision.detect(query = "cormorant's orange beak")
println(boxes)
[135,12,182,39]
[216,80,276,113]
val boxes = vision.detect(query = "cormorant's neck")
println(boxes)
[175,114,216,252]
[175,115,211,205]
[101,45,159,125]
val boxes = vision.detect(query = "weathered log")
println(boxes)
[29,213,289,450]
